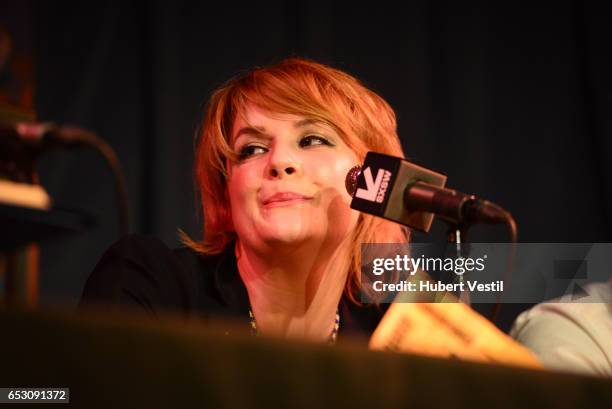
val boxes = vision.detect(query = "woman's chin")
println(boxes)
[253,222,330,248]
[260,228,313,246]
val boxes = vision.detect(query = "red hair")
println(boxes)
[183,58,409,303]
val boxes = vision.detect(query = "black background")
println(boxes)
[15,1,611,328]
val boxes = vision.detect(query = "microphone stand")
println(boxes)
[446,222,472,305]
[442,209,518,323]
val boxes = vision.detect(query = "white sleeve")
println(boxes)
[510,302,612,377]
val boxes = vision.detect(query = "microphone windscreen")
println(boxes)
[345,165,362,196]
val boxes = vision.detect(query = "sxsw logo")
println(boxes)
[355,167,392,203]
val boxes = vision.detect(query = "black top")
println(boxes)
[80,235,386,344]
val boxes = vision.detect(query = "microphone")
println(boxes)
[0,122,98,151]
[1,122,131,235]
[346,152,510,232]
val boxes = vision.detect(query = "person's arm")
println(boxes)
[510,303,612,377]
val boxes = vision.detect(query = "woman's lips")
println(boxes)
[262,192,313,208]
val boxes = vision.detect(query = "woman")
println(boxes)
[81,58,541,368]
[81,57,407,343]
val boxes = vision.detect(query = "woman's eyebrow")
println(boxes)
[234,119,330,143]
[294,118,326,128]
[234,126,266,140]
[233,126,275,147]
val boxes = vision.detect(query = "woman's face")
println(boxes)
[227,105,360,251]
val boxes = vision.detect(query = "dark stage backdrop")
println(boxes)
[30,2,611,329]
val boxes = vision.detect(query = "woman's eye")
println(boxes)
[299,135,334,148]
[238,145,267,160]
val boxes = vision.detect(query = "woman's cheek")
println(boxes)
[229,166,255,195]
[229,167,262,224]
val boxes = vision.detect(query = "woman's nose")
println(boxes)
[266,144,300,178]
[269,166,297,178]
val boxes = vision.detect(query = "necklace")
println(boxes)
[248,309,340,344]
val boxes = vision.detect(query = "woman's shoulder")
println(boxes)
[80,234,228,314]
[92,234,224,273]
